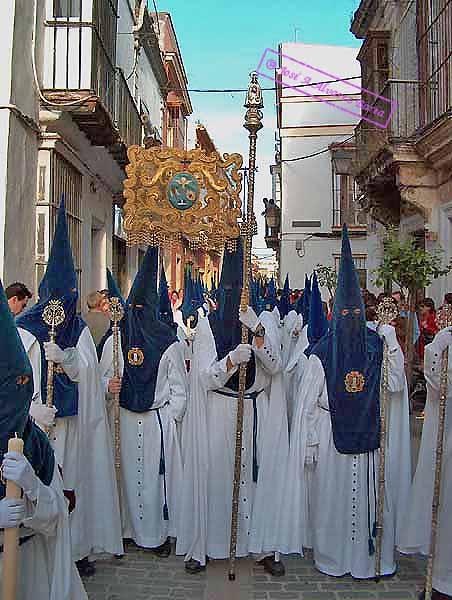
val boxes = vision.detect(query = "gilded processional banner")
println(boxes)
[123,146,243,250]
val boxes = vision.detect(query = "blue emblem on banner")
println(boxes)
[167,172,199,210]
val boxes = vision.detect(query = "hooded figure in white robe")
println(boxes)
[176,240,288,576]
[98,251,187,554]
[399,326,452,599]
[280,271,329,549]
[17,200,123,574]
[284,276,311,427]
[280,226,410,580]
[0,276,87,599]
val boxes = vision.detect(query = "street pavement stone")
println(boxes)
[83,546,426,600]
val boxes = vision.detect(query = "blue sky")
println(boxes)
[154,0,362,255]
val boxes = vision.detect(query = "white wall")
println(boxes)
[0,0,41,289]
[278,43,367,291]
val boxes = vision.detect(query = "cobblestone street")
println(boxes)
[83,545,426,600]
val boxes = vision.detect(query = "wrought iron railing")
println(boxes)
[115,68,142,148]
[354,80,423,173]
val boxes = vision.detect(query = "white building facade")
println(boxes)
[0,0,168,308]
[270,43,369,292]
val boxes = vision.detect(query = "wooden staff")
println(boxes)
[228,72,263,581]
[425,304,452,600]
[375,297,399,581]
[109,297,124,488]
[2,435,24,600]
[42,300,65,419]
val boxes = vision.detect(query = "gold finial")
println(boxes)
[244,72,264,109]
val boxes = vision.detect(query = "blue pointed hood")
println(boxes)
[179,267,203,326]
[120,246,177,413]
[311,225,383,456]
[127,246,158,309]
[158,264,176,331]
[297,275,311,325]
[107,268,125,308]
[265,278,277,311]
[0,278,54,498]
[208,238,255,391]
[278,274,291,319]
[96,269,125,359]
[305,272,328,356]
[17,197,85,417]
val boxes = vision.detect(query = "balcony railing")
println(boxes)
[115,69,142,148]
[42,8,143,158]
[354,80,423,174]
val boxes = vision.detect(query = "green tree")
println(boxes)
[374,226,452,388]
[315,263,337,300]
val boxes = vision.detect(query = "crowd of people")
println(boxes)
[0,205,450,600]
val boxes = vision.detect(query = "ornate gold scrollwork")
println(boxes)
[123,146,243,250]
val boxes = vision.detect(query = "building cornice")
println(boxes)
[138,9,168,97]
[350,0,379,38]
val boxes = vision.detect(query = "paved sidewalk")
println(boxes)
[83,546,425,600]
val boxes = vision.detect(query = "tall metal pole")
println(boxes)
[228,72,263,581]
[375,297,398,580]
[425,304,452,599]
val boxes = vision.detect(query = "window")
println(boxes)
[418,0,452,125]
[332,173,366,229]
[357,31,390,107]
[53,0,82,18]
[36,152,83,308]
[166,107,179,148]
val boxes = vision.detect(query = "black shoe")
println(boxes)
[185,558,206,574]
[114,554,124,559]
[76,557,96,577]
[258,556,285,577]
[149,537,171,558]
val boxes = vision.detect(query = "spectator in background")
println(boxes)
[84,290,110,346]
[170,290,180,309]
[418,297,438,362]
[443,292,452,306]
[5,282,32,316]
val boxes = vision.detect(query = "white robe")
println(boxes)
[99,336,187,548]
[280,328,410,579]
[0,468,87,600]
[18,327,123,561]
[176,310,288,564]
[399,336,452,595]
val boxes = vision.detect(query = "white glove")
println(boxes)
[239,307,259,332]
[44,342,65,364]
[229,343,252,367]
[377,324,399,350]
[2,452,40,502]
[29,401,57,428]
[0,497,25,528]
[305,445,319,466]
[44,343,79,381]
[434,326,452,354]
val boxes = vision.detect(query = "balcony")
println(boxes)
[109,69,143,167]
[354,80,422,175]
[41,3,142,165]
